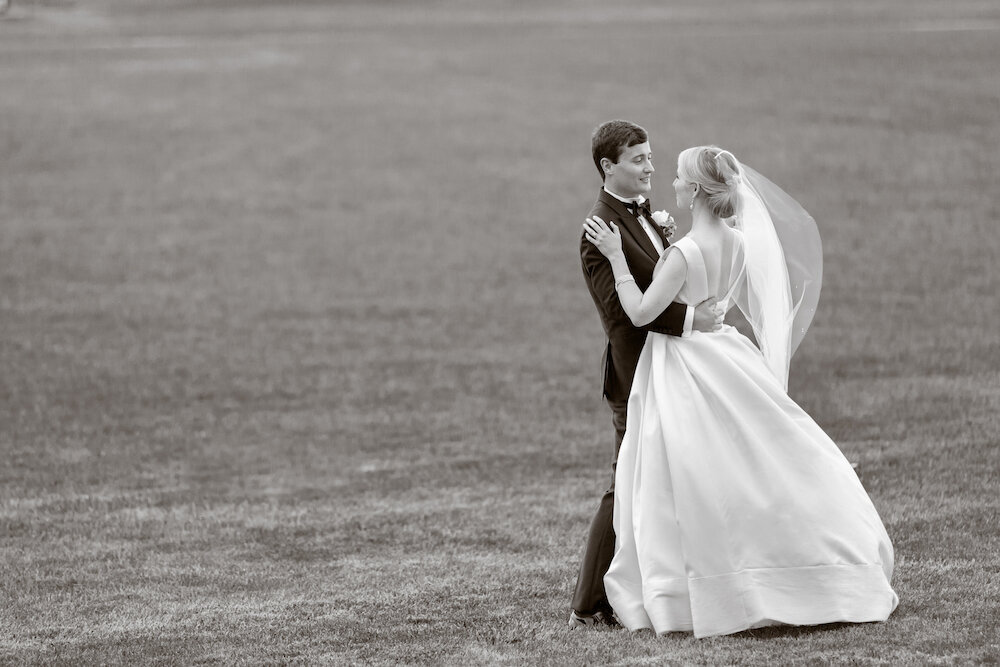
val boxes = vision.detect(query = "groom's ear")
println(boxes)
[600,157,615,176]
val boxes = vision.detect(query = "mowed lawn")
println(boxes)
[1,0,998,664]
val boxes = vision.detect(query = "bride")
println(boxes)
[582,146,898,638]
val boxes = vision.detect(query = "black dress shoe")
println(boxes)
[568,609,620,629]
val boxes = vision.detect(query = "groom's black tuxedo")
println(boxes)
[573,188,688,617]
[580,189,688,404]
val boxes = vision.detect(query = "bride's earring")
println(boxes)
[689,187,697,211]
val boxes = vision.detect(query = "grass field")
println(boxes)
[1,0,999,664]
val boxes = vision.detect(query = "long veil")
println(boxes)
[731,164,823,389]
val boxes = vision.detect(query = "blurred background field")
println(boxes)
[1,0,998,663]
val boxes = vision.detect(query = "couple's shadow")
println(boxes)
[728,622,858,640]
[634,621,865,640]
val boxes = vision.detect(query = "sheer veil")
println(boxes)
[730,163,823,389]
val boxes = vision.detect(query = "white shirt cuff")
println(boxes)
[682,304,695,337]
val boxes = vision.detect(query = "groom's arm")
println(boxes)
[581,234,687,336]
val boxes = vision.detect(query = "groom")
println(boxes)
[570,120,721,628]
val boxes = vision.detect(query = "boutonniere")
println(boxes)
[650,210,677,241]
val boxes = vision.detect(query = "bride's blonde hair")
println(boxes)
[678,146,742,219]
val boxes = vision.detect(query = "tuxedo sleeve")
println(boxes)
[581,234,688,337]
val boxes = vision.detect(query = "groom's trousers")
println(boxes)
[571,399,628,615]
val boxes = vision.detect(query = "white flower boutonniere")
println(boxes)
[650,210,677,241]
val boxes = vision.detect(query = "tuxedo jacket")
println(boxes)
[580,189,688,406]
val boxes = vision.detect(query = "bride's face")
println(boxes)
[605,142,653,199]
[673,169,694,210]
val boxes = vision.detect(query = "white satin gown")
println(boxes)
[604,236,898,638]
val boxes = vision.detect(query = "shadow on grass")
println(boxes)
[726,621,860,640]
[627,620,859,641]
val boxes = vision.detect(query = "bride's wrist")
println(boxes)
[609,255,629,274]
[615,274,636,290]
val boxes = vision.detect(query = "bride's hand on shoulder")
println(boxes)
[583,216,623,259]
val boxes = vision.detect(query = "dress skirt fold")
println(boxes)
[603,328,898,638]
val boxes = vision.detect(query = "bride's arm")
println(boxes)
[584,217,688,328]
[614,250,687,327]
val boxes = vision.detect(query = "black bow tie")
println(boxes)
[626,199,652,219]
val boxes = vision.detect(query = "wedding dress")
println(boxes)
[603,180,898,638]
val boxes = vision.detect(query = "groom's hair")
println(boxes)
[592,120,648,181]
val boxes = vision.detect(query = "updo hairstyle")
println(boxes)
[678,146,743,219]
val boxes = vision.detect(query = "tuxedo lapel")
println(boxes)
[598,190,661,262]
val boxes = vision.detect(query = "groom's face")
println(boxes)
[604,142,654,199]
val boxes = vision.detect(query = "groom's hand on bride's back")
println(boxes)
[693,298,724,333]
